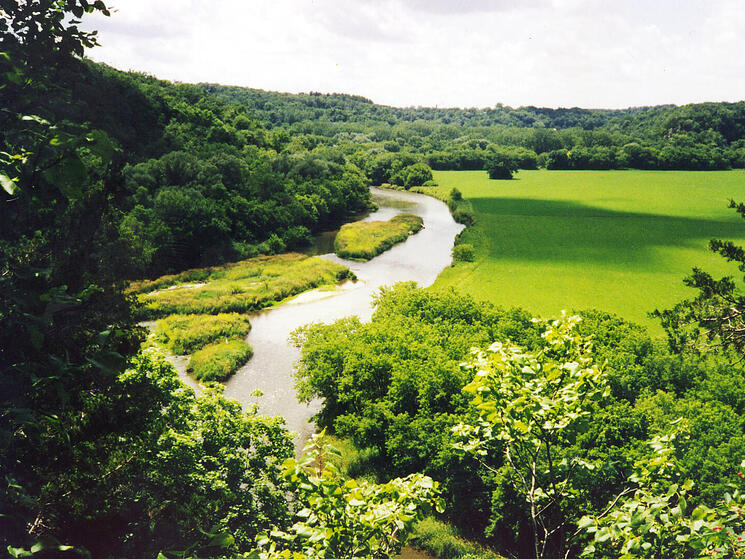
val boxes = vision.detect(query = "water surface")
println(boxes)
[220,187,464,444]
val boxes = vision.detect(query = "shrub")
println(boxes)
[452,243,475,262]
[485,161,514,180]
[452,209,475,226]
[187,339,253,382]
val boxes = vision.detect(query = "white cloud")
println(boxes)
[82,0,745,108]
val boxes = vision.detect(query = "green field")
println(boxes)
[432,169,745,332]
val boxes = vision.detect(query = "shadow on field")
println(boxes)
[469,197,745,266]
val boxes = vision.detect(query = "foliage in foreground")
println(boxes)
[334,213,424,260]
[4,349,294,558]
[293,284,745,558]
[580,433,745,558]
[135,253,354,318]
[155,312,252,354]
[188,338,254,381]
[255,432,442,559]
[454,314,608,559]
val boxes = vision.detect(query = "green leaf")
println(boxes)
[43,155,87,200]
[0,172,17,195]
[86,129,117,162]
[208,532,234,548]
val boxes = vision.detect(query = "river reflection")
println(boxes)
[222,187,464,447]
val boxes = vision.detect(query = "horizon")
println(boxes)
[83,0,745,110]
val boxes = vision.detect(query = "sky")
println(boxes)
[81,0,745,110]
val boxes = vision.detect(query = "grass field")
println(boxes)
[334,213,423,260]
[431,169,745,333]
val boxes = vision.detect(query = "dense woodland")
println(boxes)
[3,3,745,559]
[204,84,745,173]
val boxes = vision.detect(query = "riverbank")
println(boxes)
[222,187,464,445]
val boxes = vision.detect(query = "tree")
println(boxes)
[453,313,609,559]
[580,430,745,559]
[654,200,745,355]
[403,162,433,188]
[484,149,519,179]
[254,432,442,559]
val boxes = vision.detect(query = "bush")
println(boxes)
[403,162,434,188]
[449,188,462,201]
[154,313,251,354]
[187,339,253,381]
[452,209,475,226]
[452,243,475,262]
[485,161,514,180]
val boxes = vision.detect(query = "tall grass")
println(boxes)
[154,313,251,355]
[187,339,253,382]
[334,213,423,260]
[409,517,504,559]
[134,253,354,319]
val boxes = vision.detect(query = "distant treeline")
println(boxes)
[202,84,745,172]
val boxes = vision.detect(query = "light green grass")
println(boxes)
[154,313,251,355]
[187,339,253,382]
[334,213,424,260]
[409,517,504,559]
[134,253,354,319]
[432,170,745,333]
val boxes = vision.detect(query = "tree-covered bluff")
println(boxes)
[203,83,745,173]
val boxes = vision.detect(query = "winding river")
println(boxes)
[217,187,463,445]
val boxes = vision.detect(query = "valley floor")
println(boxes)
[431,169,745,332]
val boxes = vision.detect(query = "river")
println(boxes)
[220,187,464,446]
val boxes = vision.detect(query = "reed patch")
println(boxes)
[134,253,354,319]
[334,213,423,260]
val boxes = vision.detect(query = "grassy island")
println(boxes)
[133,253,355,319]
[136,253,354,382]
[186,339,254,382]
[334,213,424,260]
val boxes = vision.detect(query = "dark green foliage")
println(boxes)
[293,284,745,558]
[452,243,475,262]
[202,83,745,172]
[292,284,541,540]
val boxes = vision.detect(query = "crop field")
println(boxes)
[431,169,745,332]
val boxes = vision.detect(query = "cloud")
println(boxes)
[402,0,547,14]
[81,0,745,109]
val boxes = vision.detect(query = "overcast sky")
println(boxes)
[82,0,745,110]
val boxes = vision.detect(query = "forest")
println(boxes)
[2,2,745,559]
